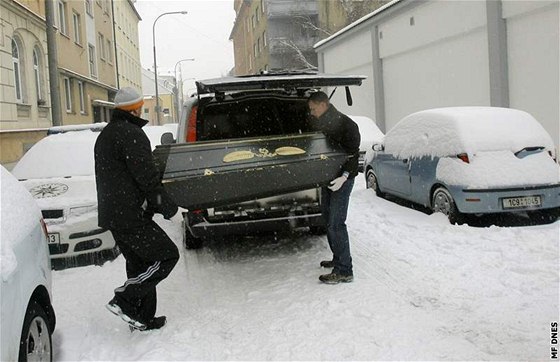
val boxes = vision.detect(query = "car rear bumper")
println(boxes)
[188,212,325,238]
[450,183,560,214]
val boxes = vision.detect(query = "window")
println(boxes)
[88,44,97,77]
[85,0,93,16]
[251,15,255,29]
[144,108,149,114]
[72,12,81,44]
[58,0,67,35]
[256,7,260,23]
[98,33,105,61]
[78,81,85,113]
[263,31,267,47]
[106,39,113,64]
[261,0,265,13]
[254,43,257,58]
[257,38,261,54]
[33,47,43,102]
[64,77,72,112]
[12,39,23,102]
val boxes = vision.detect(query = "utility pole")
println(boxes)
[45,0,62,126]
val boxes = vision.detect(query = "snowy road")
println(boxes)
[52,177,559,361]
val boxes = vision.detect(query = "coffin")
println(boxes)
[153,132,349,209]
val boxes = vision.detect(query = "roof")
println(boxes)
[314,0,403,50]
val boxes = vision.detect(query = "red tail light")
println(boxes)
[457,153,470,163]
[186,105,198,142]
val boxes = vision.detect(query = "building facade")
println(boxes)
[113,0,142,90]
[0,0,142,165]
[229,0,320,75]
[141,68,176,125]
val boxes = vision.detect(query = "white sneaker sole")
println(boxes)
[105,303,146,331]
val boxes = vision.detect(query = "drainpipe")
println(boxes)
[45,0,62,126]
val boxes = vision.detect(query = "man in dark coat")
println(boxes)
[308,91,360,284]
[95,87,186,331]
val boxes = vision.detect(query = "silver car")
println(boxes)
[364,107,560,224]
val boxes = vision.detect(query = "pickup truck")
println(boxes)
[154,72,365,249]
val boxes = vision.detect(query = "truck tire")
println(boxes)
[184,229,203,249]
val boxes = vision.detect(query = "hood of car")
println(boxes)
[20,175,97,209]
[196,72,366,95]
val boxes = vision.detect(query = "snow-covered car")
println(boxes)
[1,165,56,361]
[349,115,384,172]
[11,124,177,269]
[364,107,560,224]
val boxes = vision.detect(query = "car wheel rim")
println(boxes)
[367,171,377,190]
[26,316,51,362]
[434,191,452,215]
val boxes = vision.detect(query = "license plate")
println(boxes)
[502,196,542,209]
[47,233,60,244]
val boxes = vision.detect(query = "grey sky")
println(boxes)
[135,0,235,96]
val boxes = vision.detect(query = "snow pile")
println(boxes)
[437,150,560,188]
[0,166,42,279]
[384,107,555,159]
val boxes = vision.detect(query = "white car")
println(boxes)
[349,115,385,172]
[11,124,177,269]
[1,165,56,361]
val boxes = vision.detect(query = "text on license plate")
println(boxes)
[48,233,60,244]
[502,196,542,209]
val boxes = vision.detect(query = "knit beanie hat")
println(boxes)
[114,87,144,111]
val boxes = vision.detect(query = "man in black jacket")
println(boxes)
[95,87,186,331]
[308,91,360,284]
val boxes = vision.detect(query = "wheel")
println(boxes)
[366,169,383,197]
[19,300,52,362]
[432,187,463,224]
[528,209,559,224]
[309,225,327,235]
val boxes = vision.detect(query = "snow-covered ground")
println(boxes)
[51,177,559,361]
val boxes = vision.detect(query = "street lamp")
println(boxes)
[173,58,194,121]
[153,11,188,125]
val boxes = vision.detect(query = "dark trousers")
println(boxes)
[111,220,179,322]
[321,177,354,276]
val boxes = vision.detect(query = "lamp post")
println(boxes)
[153,11,187,125]
[173,58,194,121]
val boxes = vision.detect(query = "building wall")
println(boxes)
[113,0,142,90]
[0,0,50,164]
[316,0,560,151]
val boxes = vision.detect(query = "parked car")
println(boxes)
[349,115,384,172]
[364,107,560,224]
[1,165,56,361]
[11,124,176,269]
[171,71,367,248]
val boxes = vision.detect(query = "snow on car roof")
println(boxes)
[349,115,384,151]
[384,107,555,159]
[1,166,42,279]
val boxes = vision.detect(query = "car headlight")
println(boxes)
[69,204,97,217]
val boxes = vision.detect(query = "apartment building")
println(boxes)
[229,0,320,75]
[0,0,142,165]
[113,0,142,90]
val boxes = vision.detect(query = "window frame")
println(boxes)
[72,11,82,45]
[78,81,86,114]
[58,0,68,35]
[85,0,93,17]
[63,77,73,113]
[88,44,97,78]
[33,47,43,102]
[12,39,23,103]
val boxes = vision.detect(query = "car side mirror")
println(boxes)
[160,132,175,145]
[372,143,384,151]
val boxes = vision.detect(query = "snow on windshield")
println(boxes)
[0,166,42,279]
[11,125,175,180]
[384,107,555,159]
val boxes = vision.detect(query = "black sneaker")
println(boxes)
[106,297,147,331]
[320,260,334,268]
[319,272,353,284]
[146,316,167,330]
